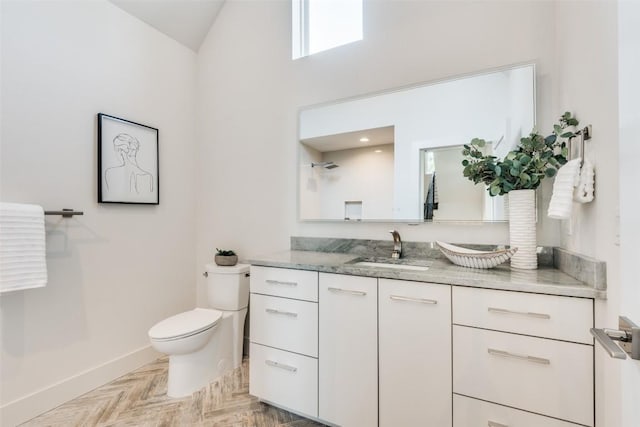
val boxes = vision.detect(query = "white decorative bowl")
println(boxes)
[436,241,518,269]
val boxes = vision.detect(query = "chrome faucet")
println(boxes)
[389,230,402,259]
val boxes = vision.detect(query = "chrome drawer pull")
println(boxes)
[390,295,437,305]
[488,421,508,427]
[488,307,551,319]
[265,279,298,286]
[265,359,297,372]
[488,348,550,365]
[265,308,298,318]
[328,287,366,296]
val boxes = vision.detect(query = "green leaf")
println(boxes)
[560,132,574,138]
[494,165,502,176]
[545,168,557,177]
[519,155,532,165]
[462,159,469,166]
[490,185,501,196]
[510,167,520,177]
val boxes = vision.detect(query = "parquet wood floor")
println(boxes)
[20,358,324,427]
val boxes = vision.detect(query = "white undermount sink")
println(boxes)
[352,261,430,271]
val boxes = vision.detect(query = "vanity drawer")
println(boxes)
[453,394,584,427]
[250,293,318,357]
[250,266,318,302]
[453,325,593,426]
[453,287,593,343]
[249,343,318,418]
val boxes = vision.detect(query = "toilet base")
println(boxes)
[165,309,247,398]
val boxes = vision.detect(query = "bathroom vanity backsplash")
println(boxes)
[290,236,606,290]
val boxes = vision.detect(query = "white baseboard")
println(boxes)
[1,345,160,427]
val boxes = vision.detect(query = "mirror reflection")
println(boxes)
[420,145,506,222]
[298,64,535,222]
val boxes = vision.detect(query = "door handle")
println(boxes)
[591,316,639,360]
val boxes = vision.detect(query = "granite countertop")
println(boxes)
[248,250,606,299]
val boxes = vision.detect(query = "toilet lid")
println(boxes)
[148,308,222,341]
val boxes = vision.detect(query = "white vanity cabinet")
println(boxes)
[319,273,378,427]
[452,287,594,427]
[249,266,319,418]
[378,279,452,427]
[249,263,597,427]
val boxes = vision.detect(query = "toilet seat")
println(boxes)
[149,308,222,342]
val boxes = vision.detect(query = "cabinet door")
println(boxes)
[452,286,593,344]
[453,394,584,427]
[250,266,318,302]
[453,325,594,426]
[250,293,318,357]
[319,273,378,427]
[379,279,452,427]
[249,343,318,418]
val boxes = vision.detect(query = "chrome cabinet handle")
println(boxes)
[265,360,297,372]
[265,279,298,286]
[488,348,550,365]
[390,295,437,304]
[327,287,366,296]
[488,307,551,320]
[488,421,508,427]
[265,308,298,318]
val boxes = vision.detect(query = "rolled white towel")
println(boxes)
[574,159,594,203]
[548,158,582,219]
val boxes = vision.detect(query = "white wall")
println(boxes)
[618,2,640,425]
[552,1,637,426]
[0,1,197,424]
[195,0,559,303]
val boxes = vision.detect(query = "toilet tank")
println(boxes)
[205,263,250,310]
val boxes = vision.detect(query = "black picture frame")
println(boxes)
[97,113,159,205]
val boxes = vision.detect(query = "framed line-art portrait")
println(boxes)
[98,113,159,204]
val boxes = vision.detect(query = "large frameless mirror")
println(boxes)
[298,63,535,222]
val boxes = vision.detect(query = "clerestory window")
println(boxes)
[292,0,363,59]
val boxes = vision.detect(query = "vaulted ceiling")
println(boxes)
[109,0,225,52]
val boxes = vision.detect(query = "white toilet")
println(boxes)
[148,263,250,398]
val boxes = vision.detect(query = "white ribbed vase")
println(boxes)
[508,189,537,269]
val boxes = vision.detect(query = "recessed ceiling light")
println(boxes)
[374,149,382,153]
[360,137,369,142]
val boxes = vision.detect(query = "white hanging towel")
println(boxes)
[547,158,582,219]
[574,159,595,203]
[0,203,48,293]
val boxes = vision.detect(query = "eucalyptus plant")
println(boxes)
[462,112,579,196]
